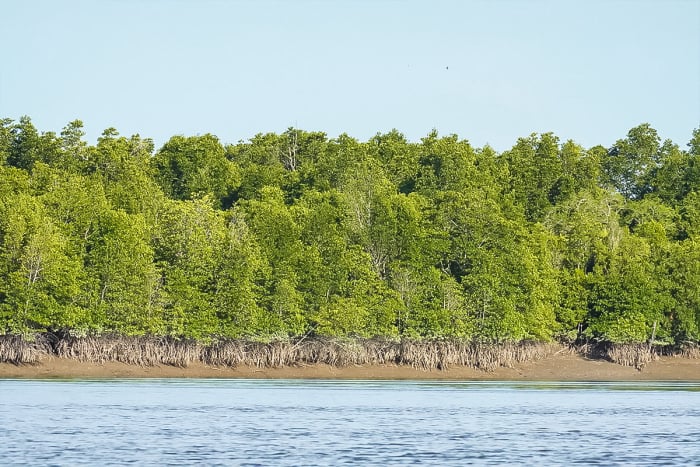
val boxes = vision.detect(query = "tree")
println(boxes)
[552,140,601,203]
[501,132,563,222]
[6,116,41,170]
[313,244,401,337]
[0,118,14,166]
[432,187,558,341]
[1,117,697,346]
[665,240,700,342]
[152,197,226,338]
[213,211,268,337]
[54,120,90,173]
[587,233,673,344]
[226,132,288,200]
[339,159,428,280]
[291,189,348,312]
[152,134,240,207]
[544,187,625,271]
[85,210,162,335]
[415,131,478,195]
[0,193,86,333]
[680,191,700,240]
[91,129,165,218]
[603,124,661,199]
[238,186,307,335]
[650,139,693,204]
[312,133,369,191]
[369,129,419,194]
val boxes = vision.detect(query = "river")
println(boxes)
[1,379,699,465]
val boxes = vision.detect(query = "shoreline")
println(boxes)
[2,353,699,380]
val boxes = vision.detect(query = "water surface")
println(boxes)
[1,380,699,465]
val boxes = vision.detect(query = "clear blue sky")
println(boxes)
[2,0,699,151]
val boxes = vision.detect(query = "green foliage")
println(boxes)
[588,310,650,343]
[0,193,85,332]
[502,133,563,221]
[603,123,662,200]
[0,116,698,346]
[213,211,268,337]
[152,134,239,207]
[86,210,161,335]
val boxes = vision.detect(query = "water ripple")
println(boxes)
[1,379,699,465]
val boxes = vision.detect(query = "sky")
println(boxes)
[2,0,699,151]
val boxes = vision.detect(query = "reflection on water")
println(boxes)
[1,379,699,465]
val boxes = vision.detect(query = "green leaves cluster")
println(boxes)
[1,117,698,345]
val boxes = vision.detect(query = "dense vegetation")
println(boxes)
[1,117,698,347]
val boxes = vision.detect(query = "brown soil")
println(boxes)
[1,352,699,380]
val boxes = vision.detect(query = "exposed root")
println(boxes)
[0,334,52,364]
[54,334,199,367]
[579,342,656,370]
[679,343,700,359]
[2,333,698,371]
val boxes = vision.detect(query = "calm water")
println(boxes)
[1,379,699,465]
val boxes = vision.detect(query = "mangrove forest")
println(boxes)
[1,117,699,365]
